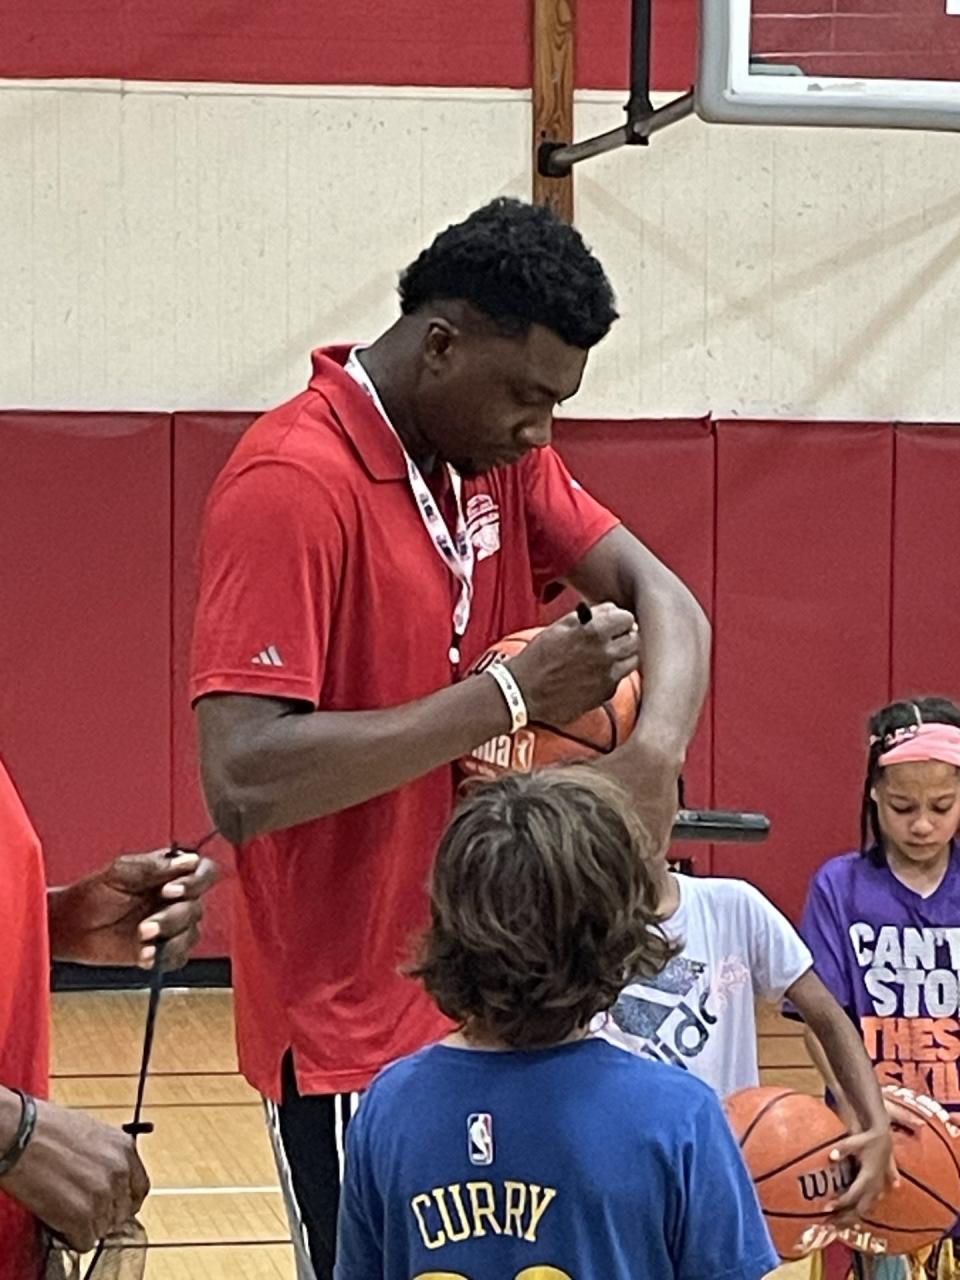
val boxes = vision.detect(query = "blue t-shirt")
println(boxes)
[335,1037,777,1280]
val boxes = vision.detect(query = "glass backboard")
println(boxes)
[698,0,960,131]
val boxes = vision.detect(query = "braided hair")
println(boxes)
[860,697,960,865]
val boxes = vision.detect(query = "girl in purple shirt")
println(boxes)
[799,696,960,1279]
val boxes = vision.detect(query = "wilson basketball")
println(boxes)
[725,1086,852,1259]
[458,626,642,781]
[839,1088,960,1257]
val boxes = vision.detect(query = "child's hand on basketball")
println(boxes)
[509,602,639,724]
[825,1123,896,1226]
[882,1087,926,1133]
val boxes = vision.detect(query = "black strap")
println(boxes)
[81,830,217,1279]
[119,942,163,1144]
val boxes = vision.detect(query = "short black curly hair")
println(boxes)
[398,197,618,350]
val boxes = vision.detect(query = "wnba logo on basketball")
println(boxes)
[465,730,536,776]
[457,628,641,786]
[797,1159,855,1204]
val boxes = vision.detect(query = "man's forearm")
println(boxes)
[625,567,711,756]
[199,675,512,845]
[567,527,711,759]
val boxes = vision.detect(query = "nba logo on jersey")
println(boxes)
[467,1113,494,1166]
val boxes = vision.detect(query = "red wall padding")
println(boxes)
[1,0,527,86]
[0,0,698,91]
[891,426,960,707]
[171,413,256,955]
[712,421,894,919]
[0,413,171,888]
[3,413,959,961]
[550,418,715,871]
[578,0,698,92]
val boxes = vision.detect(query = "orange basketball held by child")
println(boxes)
[457,625,642,781]
[837,1088,960,1258]
[724,1086,853,1259]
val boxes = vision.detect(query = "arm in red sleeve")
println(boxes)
[192,461,517,841]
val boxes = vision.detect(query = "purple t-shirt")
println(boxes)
[800,844,960,1112]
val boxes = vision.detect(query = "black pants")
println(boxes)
[265,1052,360,1280]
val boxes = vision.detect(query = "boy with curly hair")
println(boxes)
[335,768,777,1280]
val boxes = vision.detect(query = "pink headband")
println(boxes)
[876,723,960,769]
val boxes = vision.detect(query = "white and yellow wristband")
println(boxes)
[485,661,529,733]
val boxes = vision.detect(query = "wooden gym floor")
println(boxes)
[52,990,818,1277]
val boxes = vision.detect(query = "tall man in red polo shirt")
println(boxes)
[0,756,217,1277]
[192,197,711,1280]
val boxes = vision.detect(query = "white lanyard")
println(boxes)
[344,349,474,664]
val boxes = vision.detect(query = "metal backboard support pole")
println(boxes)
[539,0,694,178]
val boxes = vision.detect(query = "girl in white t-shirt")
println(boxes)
[594,848,894,1268]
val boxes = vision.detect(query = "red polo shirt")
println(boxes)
[190,346,619,1099]
[0,760,50,1279]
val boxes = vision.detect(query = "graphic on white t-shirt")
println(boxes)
[595,875,811,1099]
[713,956,753,1009]
[608,954,750,1068]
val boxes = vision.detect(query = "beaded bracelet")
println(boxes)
[0,1089,38,1177]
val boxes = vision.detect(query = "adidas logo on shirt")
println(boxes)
[251,646,284,667]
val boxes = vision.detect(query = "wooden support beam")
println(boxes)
[532,0,576,221]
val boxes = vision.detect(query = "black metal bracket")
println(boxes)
[537,0,695,179]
